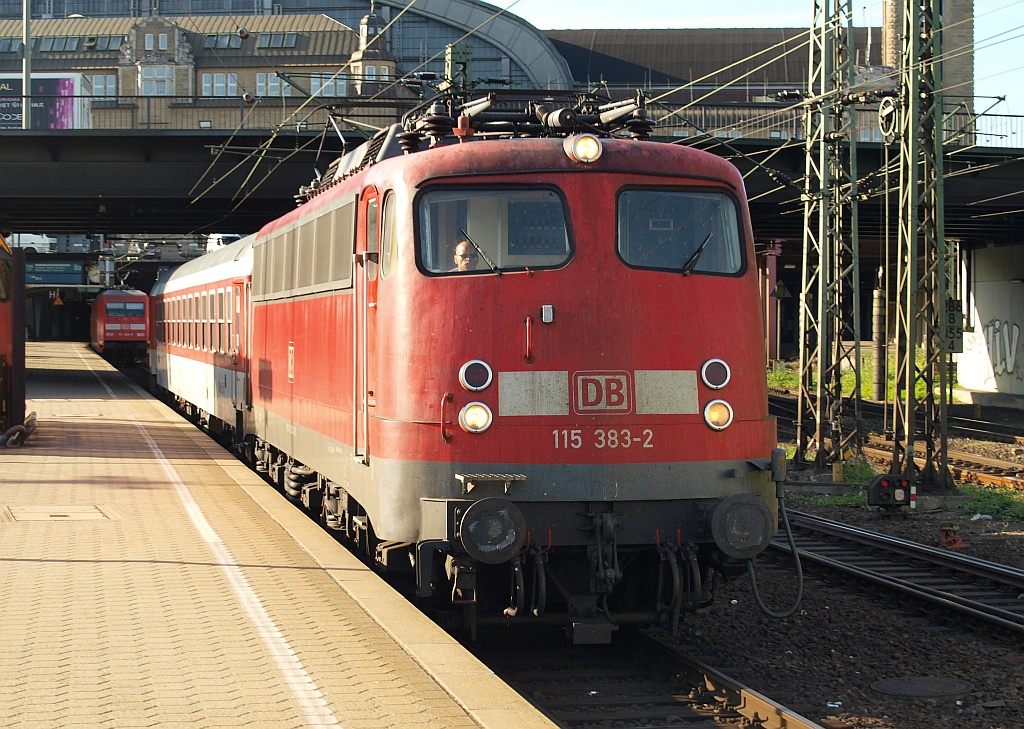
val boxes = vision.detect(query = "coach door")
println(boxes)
[353,189,379,464]
[231,280,251,410]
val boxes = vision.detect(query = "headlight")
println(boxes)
[563,133,603,163]
[704,399,733,430]
[701,358,731,389]
[459,402,492,433]
[459,359,492,391]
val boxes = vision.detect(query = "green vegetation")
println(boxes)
[785,488,867,508]
[840,455,876,484]
[958,483,1024,522]
[768,349,940,402]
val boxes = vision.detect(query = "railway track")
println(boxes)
[771,510,1024,632]
[768,392,1024,445]
[770,392,1024,489]
[471,628,826,729]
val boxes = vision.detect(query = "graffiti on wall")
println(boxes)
[984,318,1022,379]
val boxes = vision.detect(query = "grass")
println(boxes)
[958,484,1024,522]
[785,488,868,508]
[767,349,939,402]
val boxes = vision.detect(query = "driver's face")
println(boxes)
[454,243,479,271]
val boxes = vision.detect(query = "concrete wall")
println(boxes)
[958,243,1024,394]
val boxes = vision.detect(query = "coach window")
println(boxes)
[617,189,743,275]
[202,292,209,350]
[380,192,397,279]
[253,242,267,297]
[332,195,357,287]
[365,198,379,281]
[417,186,571,275]
[296,221,314,290]
[217,290,225,353]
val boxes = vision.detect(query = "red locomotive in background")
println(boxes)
[150,90,785,642]
[90,288,149,361]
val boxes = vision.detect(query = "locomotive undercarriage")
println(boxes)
[169,420,773,644]
[414,507,734,644]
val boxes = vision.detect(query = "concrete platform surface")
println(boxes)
[0,342,556,729]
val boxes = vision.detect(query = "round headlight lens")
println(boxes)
[564,133,603,163]
[459,402,493,433]
[704,399,733,430]
[701,358,731,389]
[459,360,492,391]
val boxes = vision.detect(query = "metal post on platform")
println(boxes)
[21,0,31,129]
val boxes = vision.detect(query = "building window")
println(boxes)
[205,34,242,49]
[256,72,291,97]
[40,37,54,51]
[92,74,117,99]
[257,32,296,48]
[202,73,237,96]
[140,66,173,95]
[312,74,345,97]
[98,35,123,51]
[364,65,376,81]
[144,33,153,51]
[158,33,168,51]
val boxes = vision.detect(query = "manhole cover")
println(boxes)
[871,676,974,698]
[4,505,117,522]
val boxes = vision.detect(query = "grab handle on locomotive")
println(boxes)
[524,316,534,363]
[440,392,453,442]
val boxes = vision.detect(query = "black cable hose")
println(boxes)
[746,494,805,618]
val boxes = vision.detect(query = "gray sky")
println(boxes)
[500,0,1024,116]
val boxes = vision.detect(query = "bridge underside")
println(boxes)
[1,131,1022,248]
[0,130,340,236]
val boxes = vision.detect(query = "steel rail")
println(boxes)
[641,631,827,729]
[770,510,1024,632]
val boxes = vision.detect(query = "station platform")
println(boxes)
[0,342,556,729]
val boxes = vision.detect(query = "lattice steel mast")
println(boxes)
[890,0,953,489]
[795,0,863,468]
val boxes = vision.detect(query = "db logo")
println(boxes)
[573,371,632,414]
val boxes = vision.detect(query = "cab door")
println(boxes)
[231,280,251,411]
[353,189,379,464]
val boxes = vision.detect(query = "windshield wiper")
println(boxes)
[680,232,713,276]
[459,228,500,275]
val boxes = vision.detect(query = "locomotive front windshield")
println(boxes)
[418,187,571,274]
[106,302,145,317]
[617,189,743,275]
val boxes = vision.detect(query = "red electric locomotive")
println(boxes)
[90,288,149,361]
[151,90,787,642]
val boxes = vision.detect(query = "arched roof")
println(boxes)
[379,0,573,89]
